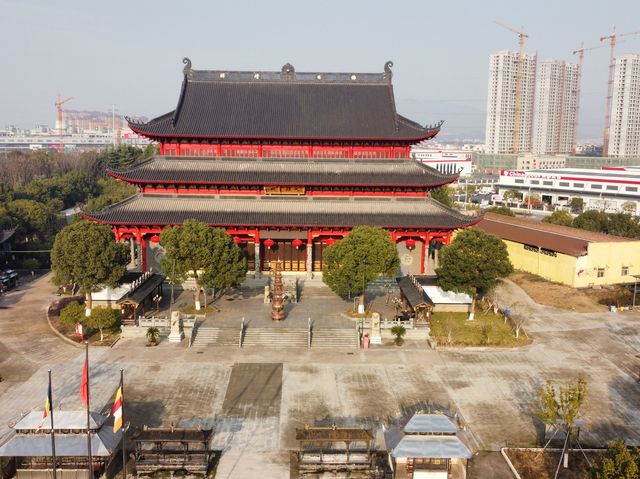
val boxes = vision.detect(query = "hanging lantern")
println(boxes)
[325,237,336,246]
[405,238,416,250]
[292,239,303,248]
[233,236,242,244]
[264,238,275,249]
[150,235,161,243]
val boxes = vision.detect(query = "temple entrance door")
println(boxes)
[261,240,306,271]
[397,241,422,275]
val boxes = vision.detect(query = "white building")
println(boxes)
[485,50,537,154]
[411,146,473,176]
[608,54,640,158]
[498,166,640,214]
[532,61,579,155]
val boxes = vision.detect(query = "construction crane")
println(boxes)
[495,21,529,154]
[600,27,640,156]
[571,42,607,154]
[54,95,73,152]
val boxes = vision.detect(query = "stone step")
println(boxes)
[311,329,358,348]
[241,328,308,347]
[191,327,239,347]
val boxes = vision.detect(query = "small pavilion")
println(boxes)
[391,414,472,479]
[0,410,121,478]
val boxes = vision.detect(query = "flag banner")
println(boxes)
[112,379,123,433]
[80,357,88,406]
[37,380,52,430]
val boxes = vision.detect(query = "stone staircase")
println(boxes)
[241,328,308,348]
[311,329,358,348]
[191,327,239,348]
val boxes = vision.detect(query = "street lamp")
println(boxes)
[153,294,162,314]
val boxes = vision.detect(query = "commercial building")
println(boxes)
[532,61,579,155]
[83,60,480,277]
[411,145,473,176]
[497,166,640,213]
[485,50,537,154]
[608,54,640,158]
[476,212,640,288]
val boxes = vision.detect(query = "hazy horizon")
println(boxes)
[1,0,639,141]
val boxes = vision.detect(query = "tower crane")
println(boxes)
[571,43,607,154]
[495,21,529,154]
[54,95,73,152]
[600,27,640,156]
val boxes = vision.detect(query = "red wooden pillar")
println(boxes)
[113,227,121,242]
[420,235,427,275]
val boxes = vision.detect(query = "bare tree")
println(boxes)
[510,302,531,338]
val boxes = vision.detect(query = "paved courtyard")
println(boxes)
[1,273,640,478]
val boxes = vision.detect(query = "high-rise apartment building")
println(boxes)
[485,50,537,154]
[608,54,640,158]
[532,61,579,155]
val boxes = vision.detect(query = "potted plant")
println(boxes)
[146,327,160,346]
[391,325,406,346]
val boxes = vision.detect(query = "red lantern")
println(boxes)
[405,238,416,250]
[264,238,275,249]
[325,238,336,246]
[150,235,160,243]
[233,236,242,244]
[292,239,303,248]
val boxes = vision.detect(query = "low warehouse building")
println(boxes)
[475,212,640,288]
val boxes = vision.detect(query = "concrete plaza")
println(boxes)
[1,273,640,478]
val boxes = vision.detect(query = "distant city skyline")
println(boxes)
[1,0,639,141]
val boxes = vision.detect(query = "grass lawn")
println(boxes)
[429,311,530,347]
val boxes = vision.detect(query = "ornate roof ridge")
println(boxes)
[181,57,395,84]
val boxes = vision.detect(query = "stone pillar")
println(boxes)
[254,241,261,278]
[168,310,184,343]
[306,242,313,280]
[434,248,439,270]
[130,238,136,266]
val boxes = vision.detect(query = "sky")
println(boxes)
[1,0,639,141]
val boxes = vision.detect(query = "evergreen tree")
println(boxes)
[590,440,640,479]
[51,221,129,315]
[160,220,246,310]
[542,210,573,227]
[322,226,399,298]
[436,229,513,320]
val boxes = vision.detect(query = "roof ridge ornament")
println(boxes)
[182,57,193,79]
[384,61,394,81]
[281,62,295,80]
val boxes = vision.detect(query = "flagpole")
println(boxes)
[121,368,126,479]
[48,370,57,479]
[84,341,93,479]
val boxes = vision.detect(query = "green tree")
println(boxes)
[51,221,129,315]
[534,377,587,440]
[621,201,637,215]
[502,189,522,204]
[146,327,160,346]
[484,206,515,217]
[430,185,455,208]
[322,226,399,298]
[160,220,246,310]
[606,213,640,238]
[542,210,574,227]
[7,199,55,242]
[85,178,137,211]
[569,197,584,214]
[573,210,609,232]
[436,229,513,320]
[59,301,86,327]
[590,440,640,479]
[391,325,406,346]
[87,307,120,341]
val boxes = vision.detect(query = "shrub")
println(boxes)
[391,325,406,346]
[59,301,85,326]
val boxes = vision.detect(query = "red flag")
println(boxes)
[80,357,88,406]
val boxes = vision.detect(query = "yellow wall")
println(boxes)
[503,239,640,288]
[504,240,578,286]
[577,242,640,288]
